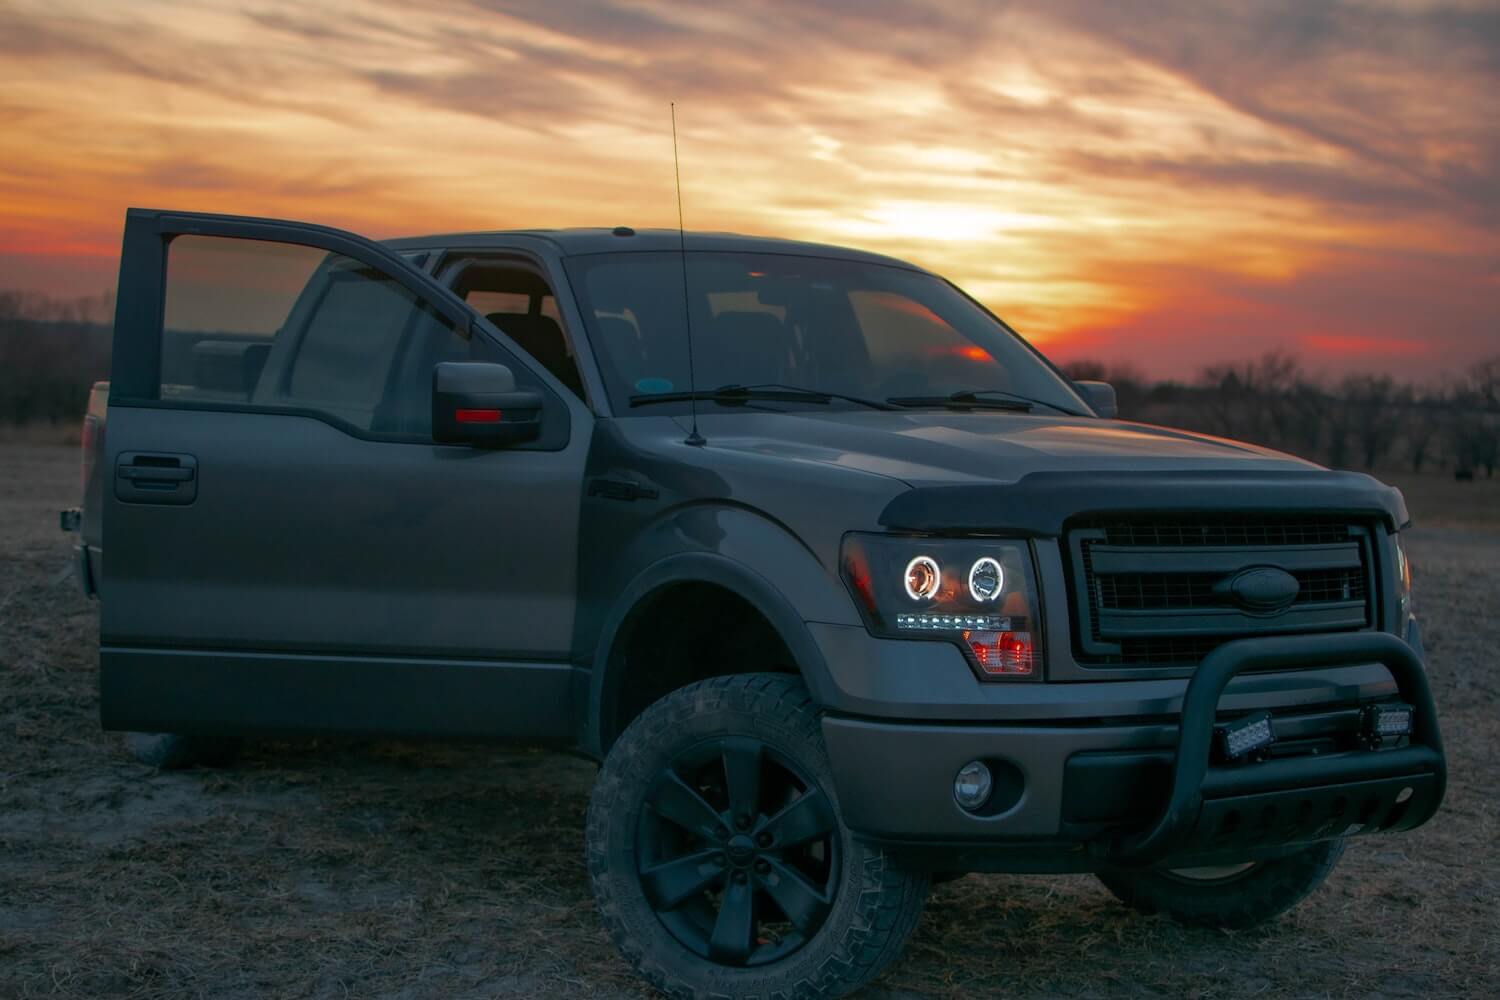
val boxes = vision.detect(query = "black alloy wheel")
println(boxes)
[587,674,929,1000]
[636,735,839,967]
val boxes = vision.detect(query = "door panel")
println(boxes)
[103,407,579,656]
[101,210,588,740]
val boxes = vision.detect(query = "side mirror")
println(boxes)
[1075,380,1118,419]
[432,361,543,447]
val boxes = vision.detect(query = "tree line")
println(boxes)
[0,291,113,426]
[1062,352,1500,477]
[2,289,1496,476]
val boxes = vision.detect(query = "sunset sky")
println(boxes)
[1,0,1495,379]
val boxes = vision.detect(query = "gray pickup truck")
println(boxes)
[66,209,1445,1000]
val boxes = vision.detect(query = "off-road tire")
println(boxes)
[587,673,929,1000]
[125,732,242,770]
[1097,839,1346,930]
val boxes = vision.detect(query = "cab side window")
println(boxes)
[160,235,470,437]
[443,258,585,401]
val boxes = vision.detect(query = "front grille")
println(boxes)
[1099,572,1222,609]
[1297,568,1368,604]
[1092,517,1352,547]
[1067,515,1377,669]
[1099,568,1367,610]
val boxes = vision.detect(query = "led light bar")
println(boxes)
[1361,702,1413,746]
[1216,711,1275,761]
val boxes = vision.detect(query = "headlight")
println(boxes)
[841,534,1043,680]
[1395,533,1413,617]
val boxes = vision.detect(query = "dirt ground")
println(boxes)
[2,441,1496,999]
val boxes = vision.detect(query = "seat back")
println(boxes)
[487,312,584,398]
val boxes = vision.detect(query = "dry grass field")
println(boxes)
[2,441,1496,999]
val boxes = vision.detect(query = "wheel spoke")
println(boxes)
[637,729,842,968]
[761,857,832,935]
[709,876,756,965]
[648,770,723,838]
[761,788,835,848]
[720,737,762,823]
[639,849,725,911]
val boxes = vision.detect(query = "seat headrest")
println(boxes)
[485,312,583,397]
[487,312,563,343]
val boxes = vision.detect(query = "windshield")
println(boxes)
[563,251,1089,416]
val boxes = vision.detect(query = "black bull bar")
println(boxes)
[1112,631,1446,867]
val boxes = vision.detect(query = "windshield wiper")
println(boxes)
[630,383,895,411]
[887,389,1031,412]
[886,389,1084,415]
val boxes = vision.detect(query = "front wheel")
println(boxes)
[586,674,928,1000]
[1097,839,1345,929]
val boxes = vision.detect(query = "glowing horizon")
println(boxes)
[1,0,1495,380]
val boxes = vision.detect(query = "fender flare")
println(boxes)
[585,551,838,756]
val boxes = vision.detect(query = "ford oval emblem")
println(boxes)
[1223,566,1300,614]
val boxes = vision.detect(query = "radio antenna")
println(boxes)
[671,102,706,447]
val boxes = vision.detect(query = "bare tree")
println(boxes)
[1192,352,1325,459]
[1469,357,1500,409]
[1405,390,1443,473]
[1341,374,1403,469]
[1450,358,1500,478]
[0,288,114,425]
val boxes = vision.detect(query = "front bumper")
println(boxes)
[822,632,1445,873]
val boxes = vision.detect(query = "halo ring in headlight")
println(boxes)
[968,556,1005,602]
[904,555,941,601]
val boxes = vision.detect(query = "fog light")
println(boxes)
[953,760,992,811]
[1362,702,1413,746]
[1216,711,1275,760]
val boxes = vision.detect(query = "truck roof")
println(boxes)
[382,227,926,271]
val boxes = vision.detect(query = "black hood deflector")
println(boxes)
[878,470,1410,537]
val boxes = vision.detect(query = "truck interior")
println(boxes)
[442,257,586,401]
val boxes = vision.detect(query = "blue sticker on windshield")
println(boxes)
[635,377,674,394]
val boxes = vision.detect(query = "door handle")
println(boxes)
[118,465,194,482]
[116,452,198,505]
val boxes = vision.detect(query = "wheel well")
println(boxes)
[602,582,799,750]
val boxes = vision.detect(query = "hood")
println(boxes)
[687,409,1318,486]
